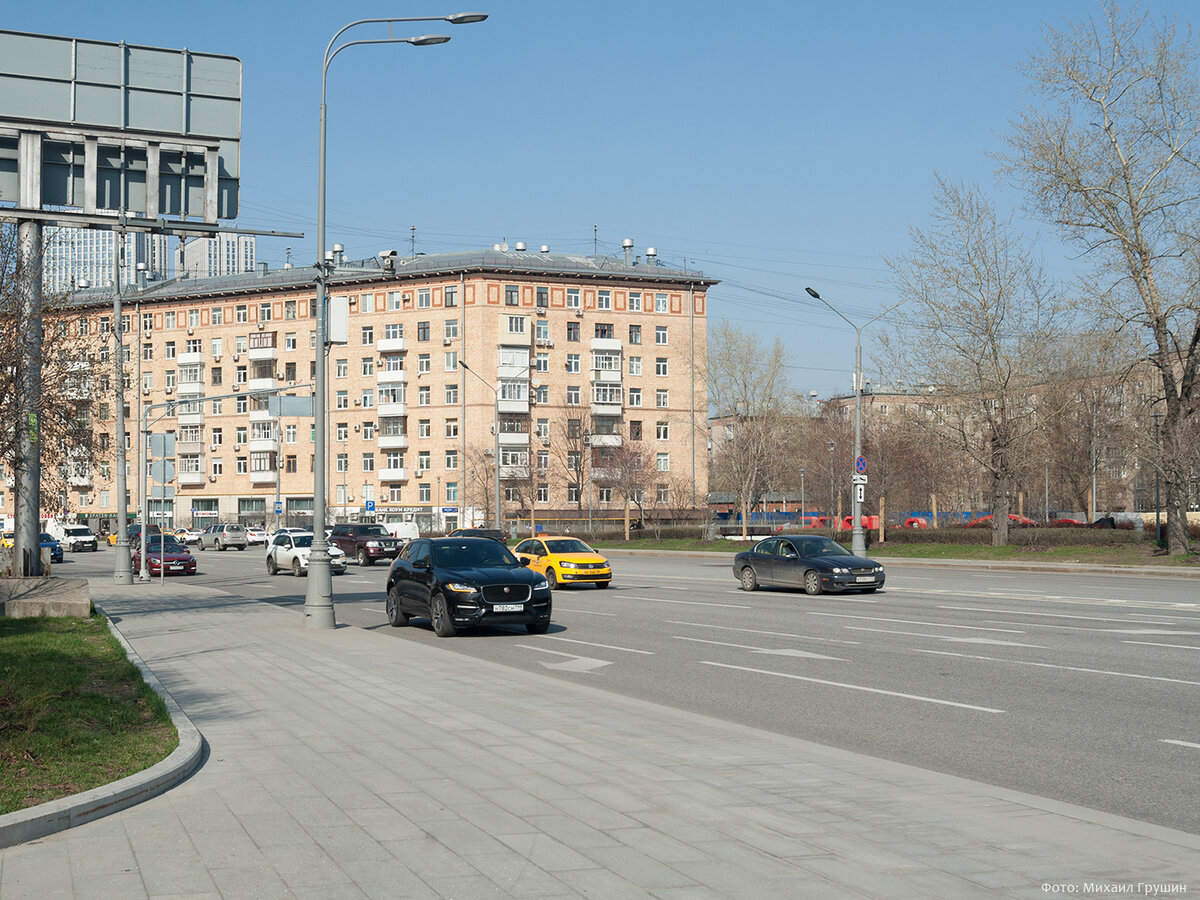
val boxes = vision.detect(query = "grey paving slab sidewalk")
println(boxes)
[2,581,1198,899]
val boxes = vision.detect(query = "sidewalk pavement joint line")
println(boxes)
[699,661,1005,713]
[0,603,204,849]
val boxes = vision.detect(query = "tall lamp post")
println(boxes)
[305,12,487,630]
[805,287,898,558]
[459,361,502,530]
[1152,412,1163,546]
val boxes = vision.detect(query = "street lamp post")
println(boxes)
[305,12,487,630]
[806,287,898,558]
[800,468,806,528]
[1152,412,1163,546]
[827,440,835,532]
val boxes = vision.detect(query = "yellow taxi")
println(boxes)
[1,531,14,549]
[512,535,611,590]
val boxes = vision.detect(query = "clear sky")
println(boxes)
[5,1,1192,397]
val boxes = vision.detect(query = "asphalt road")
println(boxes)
[67,545,1200,834]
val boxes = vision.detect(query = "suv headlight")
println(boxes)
[366,540,381,548]
[445,581,478,594]
[534,578,549,590]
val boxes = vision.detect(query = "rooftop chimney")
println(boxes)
[622,238,634,266]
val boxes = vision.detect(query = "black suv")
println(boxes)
[385,537,551,637]
[447,527,507,543]
[328,523,403,566]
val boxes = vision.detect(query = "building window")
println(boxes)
[211,307,224,326]
[507,316,526,335]
[446,419,459,438]
[445,449,458,470]
[362,453,375,472]
[628,387,642,407]
[594,323,614,339]
[418,354,431,375]
[505,285,520,306]
[418,385,431,406]
[361,325,374,345]
[444,285,457,307]
[629,324,641,345]
[361,389,374,408]
[629,356,642,376]
[656,358,668,376]
[536,286,548,308]
[335,358,348,378]
[656,421,669,440]
[285,332,297,350]
[444,351,457,372]
[598,487,612,503]
[657,453,669,472]
[417,288,431,309]
[444,318,459,340]
[566,385,580,405]
[235,305,248,324]
[656,389,669,408]
[566,322,580,342]
[629,420,642,440]
[656,325,668,345]
[335,391,349,409]
[566,288,580,309]
[417,321,430,342]
[444,383,458,404]
[566,354,580,374]
[628,291,642,312]
[362,357,375,376]
[284,300,297,319]
[655,293,669,312]
[597,290,611,310]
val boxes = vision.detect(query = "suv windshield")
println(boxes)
[356,525,389,536]
[433,541,518,569]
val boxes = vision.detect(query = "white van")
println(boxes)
[382,521,419,542]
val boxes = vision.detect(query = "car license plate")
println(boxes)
[170,565,183,571]
[855,575,875,583]
[493,603,524,612]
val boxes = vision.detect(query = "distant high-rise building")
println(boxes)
[176,233,256,279]
[42,225,169,294]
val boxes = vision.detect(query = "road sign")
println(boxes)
[855,484,865,504]
[855,456,867,474]
[852,473,868,485]
[365,500,376,512]
[274,501,283,514]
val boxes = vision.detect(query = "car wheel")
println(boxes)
[595,582,610,589]
[293,559,304,577]
[386,586,409,627]
[266,556,277,576]
[860,587,878,594]
[740,567,758,591]
[545,568,557,590]
[217,540,225,551]
[237,545,245,551]
[358,549,370,567]
[431,593,456,637]
[804,570,823,595]
[526,620,550,634]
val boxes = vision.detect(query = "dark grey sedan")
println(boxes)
[733,535,885,595]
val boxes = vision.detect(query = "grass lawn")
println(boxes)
[0,614,177,815]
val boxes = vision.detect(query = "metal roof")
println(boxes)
[60,247,718,309]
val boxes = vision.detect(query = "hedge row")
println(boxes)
[874,526,1145,546]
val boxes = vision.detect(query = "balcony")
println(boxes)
[498,431,530,446]
[249,408,273,423]
[177,411,204,427]
[176,440,205,455]
[179,351,204,365]
[378,467,408,482]
[592,368,622,384]
[178,379,204,396]
[499,465,530,480]
[377,337,408,353]
[248,345,278,362]
[590,337,622,353]
[497,398,529,414]
[590,467,617,482]
[591,401,623,417]
[177,471,207,487]
[588,433,622,448]
[248,377,276,393]
[378,401,408,418]
[377,434,409,451]
[376,368,407,384]
[248,438,276,454]
[249,470,278,485]
[67,473,93,488]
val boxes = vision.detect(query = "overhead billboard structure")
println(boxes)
[0,29,241,225]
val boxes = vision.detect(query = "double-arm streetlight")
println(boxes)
[305,12,488,630]
[805,287,899,558]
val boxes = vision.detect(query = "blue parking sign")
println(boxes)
[365,500,376,511]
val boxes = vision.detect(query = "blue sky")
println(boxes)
[6,1,1191,397]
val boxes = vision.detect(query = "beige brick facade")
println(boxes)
[36,249,712,535]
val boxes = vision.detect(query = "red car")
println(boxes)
[132,536,198,575]
[966,514,1038,527]
[1050,518,1086,527]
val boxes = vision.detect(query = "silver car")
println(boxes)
[265,532,347,576]
[199,523,249,551]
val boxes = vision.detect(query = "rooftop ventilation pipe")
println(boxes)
[622,238,634,266]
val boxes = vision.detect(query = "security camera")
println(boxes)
[378,250,398,259]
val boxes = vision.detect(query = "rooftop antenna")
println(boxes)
[593,224,598,254]
[285,246,292,266]
[410,225,416,258]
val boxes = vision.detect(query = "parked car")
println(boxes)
[902,517,930,529]
[447,527,507,543]
[385,537,552,637]
[38,532,64,564]
[328,523,403,566]
[244,526,268,546]
[109,523,161,547]
[173,527,203,545]
[512,536,611,590]
[271,527,313,539]
[265,532,347,576]
[59,525,98,552]
[1050,518,1087,527]
[132,536,197,576]
[966,514,1038,528]
[0,531,13,549]
[733,535,885,595]
[198,523,249,551]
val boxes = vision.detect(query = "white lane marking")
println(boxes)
[552,607,617,616]
[842,626,1046,648]
[544,635,654,654]
[807,612,1024,633]
[514,644,612,673]
[1123,641,1200,651]
[1103,629,1200,635]
[620,594,752,609]
[1161,739,1200,750]
[673,636,845,661]
[700,662,1004,713]
[668,620,860,645]
[944,605,1200,623]
[912,649,1200,687]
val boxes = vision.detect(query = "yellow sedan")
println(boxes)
[513,536,611,590]
[1,531,14,549]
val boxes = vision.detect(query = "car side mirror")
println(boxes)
[413,559,429,570]
[518,557,529,566]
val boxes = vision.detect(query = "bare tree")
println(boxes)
[883,177,1068,545]
[593,442,654,540]
[0,224,105,520]
[706,322,792,539]
[1001,2,1200,553]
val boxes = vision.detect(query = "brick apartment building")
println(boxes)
[36,243,714,535]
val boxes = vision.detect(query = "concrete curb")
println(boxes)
[0,604,204,849]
